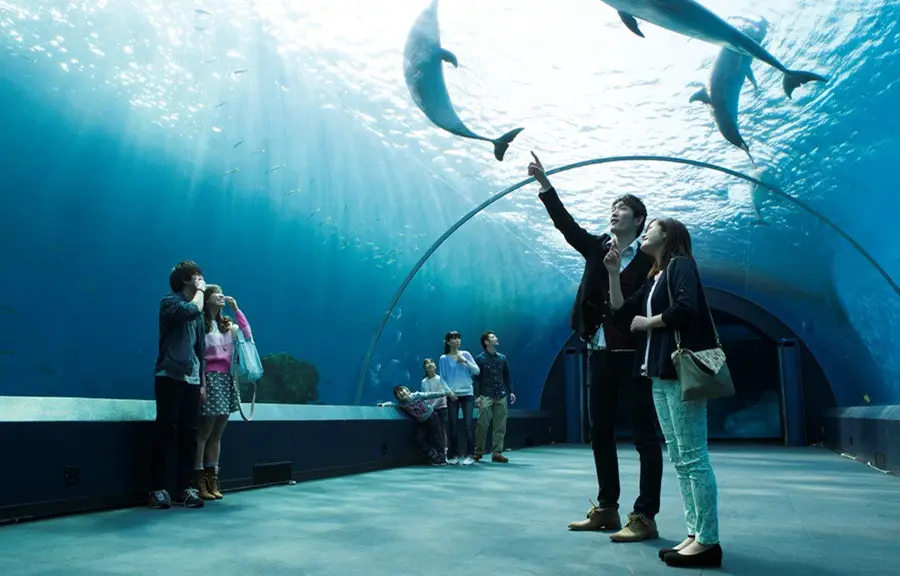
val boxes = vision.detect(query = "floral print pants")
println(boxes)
[651,377,720,545]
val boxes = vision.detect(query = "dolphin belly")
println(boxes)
[402,0,524,160]
[691,25,764,162]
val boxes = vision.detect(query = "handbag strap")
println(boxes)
[233,380,256,422]
[664,258,721,349]
[230,327,256,422]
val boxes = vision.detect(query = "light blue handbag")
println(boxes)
[232,328,263,421]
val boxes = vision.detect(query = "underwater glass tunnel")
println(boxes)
[1,0,899,508]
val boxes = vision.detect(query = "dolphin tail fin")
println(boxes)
[492,127,525,162]
[753,217,770,227]
[783,69,828,99]
[689,88,711,105]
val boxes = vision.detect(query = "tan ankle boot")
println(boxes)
[195,470,216,501]
[610,513,659,542]
[204,466,223,499]
[568,502,622,531]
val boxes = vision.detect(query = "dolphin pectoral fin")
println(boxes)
[747,69,759,90]
[689,88,711,105]
[744,146,757,168]
[439,48,458,68]
[617,12,645,38]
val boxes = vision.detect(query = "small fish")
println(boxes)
[250,149,266,154]
[203,57,219,64]
[215,101,227,108]
[194,26,207,32]
[233,139,245,148]
[286,188,302,195]
[232,69,250,75]
[194,9,212,15]
[224,168,239,175]
[266,164,285,174]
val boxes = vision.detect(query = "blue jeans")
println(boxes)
[651,377,720,545]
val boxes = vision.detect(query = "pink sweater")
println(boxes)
[204,309,252,374]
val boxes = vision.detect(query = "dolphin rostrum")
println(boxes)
[600,0,828,98]
[690,19,767,164]
[403,0,524,161]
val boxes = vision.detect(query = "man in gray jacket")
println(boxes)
[149,260,208,509]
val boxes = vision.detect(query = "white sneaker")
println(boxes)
[447,457,459,465]
[462,456,475,466]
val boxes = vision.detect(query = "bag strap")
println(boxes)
[230,327,256,422]
[664,258,721,349]
[234,379,256,422]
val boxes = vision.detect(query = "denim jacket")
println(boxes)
[155,292,206,385]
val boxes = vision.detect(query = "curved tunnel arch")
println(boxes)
[354,155,900,404]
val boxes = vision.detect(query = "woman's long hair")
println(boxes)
[443,331,461,355]
[203,284,233,334]
[648,218,695,277]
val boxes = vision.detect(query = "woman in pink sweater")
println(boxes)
[195,283,253,500]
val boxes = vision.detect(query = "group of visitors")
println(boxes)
[146,148,727,570]
[380,330,516,468]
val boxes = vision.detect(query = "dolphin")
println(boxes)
[403,0,524,161]
[599,0,828,98]
[689,19,767,165]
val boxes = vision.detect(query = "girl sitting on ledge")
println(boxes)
[379,385,456,466]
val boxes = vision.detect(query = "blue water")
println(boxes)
[0,0,898,413]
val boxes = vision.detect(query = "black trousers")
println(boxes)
[416,412,446,463]
[446,395,475,458]
[588,349,663,518]
[150,376,202,492]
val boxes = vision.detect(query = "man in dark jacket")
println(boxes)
[149,260,208,510]
[529,152,663,542]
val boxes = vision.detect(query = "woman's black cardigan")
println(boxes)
[613,256,720,381]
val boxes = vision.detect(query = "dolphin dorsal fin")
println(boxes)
[689,87,712,105]
[439,48,458,68]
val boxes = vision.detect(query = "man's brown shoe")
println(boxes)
[491,453,509,463]
[610,513,659,542]
[568,501,622,531]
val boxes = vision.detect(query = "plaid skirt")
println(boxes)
[202,371,241,417]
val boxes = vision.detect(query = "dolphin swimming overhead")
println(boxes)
[403,0,524,161]
[690,19,767,164]
[599,0,828,98]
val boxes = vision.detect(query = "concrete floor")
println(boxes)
[0,444,896,575]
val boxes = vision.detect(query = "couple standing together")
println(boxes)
[529,153,724,569]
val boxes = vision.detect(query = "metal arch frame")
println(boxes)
[354,154,900,404]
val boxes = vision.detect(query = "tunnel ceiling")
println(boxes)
[3,0,900,405]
